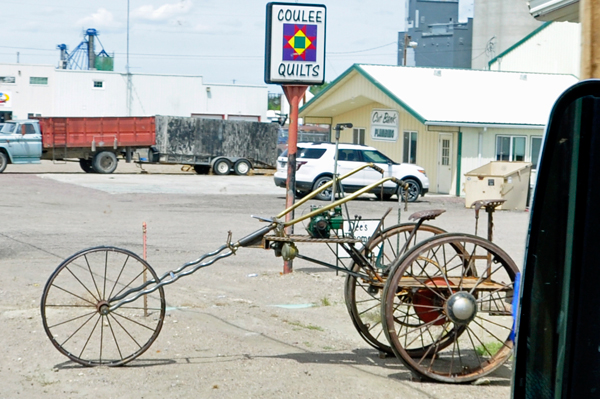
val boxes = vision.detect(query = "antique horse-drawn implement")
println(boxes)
[41,163,518,383]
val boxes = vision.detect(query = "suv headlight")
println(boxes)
[417,169,427,176]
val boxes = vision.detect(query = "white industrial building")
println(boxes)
[0,63,269,122]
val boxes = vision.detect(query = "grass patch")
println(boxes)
[320,296,331,307]
[475,341,505,356]
[285,320,324,331]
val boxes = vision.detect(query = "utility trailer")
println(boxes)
[147,116,278,175]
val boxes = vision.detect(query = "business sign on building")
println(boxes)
[371,109,399,141]
[0,91,11,108]
[264,2,327,85]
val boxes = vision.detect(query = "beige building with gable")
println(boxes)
[300,64,577,196]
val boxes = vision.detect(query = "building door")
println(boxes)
[437,133,453,194]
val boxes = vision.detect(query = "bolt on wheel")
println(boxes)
[382,233,518,383]
[41,246,166,366]
[344,223,445,355]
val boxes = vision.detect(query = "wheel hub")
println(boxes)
[96,300,110,316]
[445,292,477,325]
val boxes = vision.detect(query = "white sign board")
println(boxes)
[264,2,327,85]
[370,109,399,141]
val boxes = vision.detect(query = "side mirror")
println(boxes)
[21,125,26,135]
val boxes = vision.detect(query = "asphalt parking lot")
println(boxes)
[0,161,529,398]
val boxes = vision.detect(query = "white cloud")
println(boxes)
[133,0,193,22]
[76,8,120,28]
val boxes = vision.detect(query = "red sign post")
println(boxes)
[265,2,327,273]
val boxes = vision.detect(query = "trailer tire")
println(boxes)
[193,165,210,175]
[0,152,7,173]
[233,159,251,176]
[92,151,118,174]
[212,159,231,175]
[79,159,95,173]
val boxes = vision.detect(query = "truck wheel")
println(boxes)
[193,165,210,175]
[92,151,118,174]
[233,159,251,176]
[79,159,95,173]
[212,159,231,175]
[0,152,7,173]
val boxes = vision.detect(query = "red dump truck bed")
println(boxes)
[38,117,156,149]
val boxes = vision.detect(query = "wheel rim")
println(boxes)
[402,180,420,202]
[100,155,115,171]
[235,161,250,175]
[344,224,445,354]
[314,178,332,200]
[41,247,165,366]
[216,161,230,174]
[382,234,517,383]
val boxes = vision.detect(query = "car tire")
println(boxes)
[0,152,8,173]
[312,176,333,201]
[79,159,95,173]
[212,159,231,175]
[399,178,421,202]
[233,159,252,176]
[92,151,118,174]
[193,165,210,174]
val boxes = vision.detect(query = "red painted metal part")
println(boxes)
[281,85,308,274]
[413,277,448,325]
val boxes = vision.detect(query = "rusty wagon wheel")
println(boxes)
[41,246,166,366]
[344,223,446,355]
[381,233,518,383]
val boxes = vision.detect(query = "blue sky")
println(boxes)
[1,0,473,92]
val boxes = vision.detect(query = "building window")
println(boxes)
[30,77,48,85]
[496,135,526,161]
[530,136,542,170]
[0,76,16,84]
[93,81,103,88]
[353,128,365,145]
[403,131,418,163]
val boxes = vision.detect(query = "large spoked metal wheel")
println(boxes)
[344,224,445,355]
[41,246,166,366]
[381,233,518,383]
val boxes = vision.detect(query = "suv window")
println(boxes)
[362,149,395,164]
[280,148,326,159]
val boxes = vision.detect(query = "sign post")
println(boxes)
[265,2,327,273]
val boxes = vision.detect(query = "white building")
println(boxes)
[0,63,269,122]
[488,21,581,77]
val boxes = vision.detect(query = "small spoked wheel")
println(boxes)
[344,223,445,355]
[381,233,518,383]
[41,246,166,366]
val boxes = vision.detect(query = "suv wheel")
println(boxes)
[400,178,421,202]
[313,176,333,201]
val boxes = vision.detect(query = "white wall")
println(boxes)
[472,0,543,70]
[0,63,269,121]
[489,22,581,77]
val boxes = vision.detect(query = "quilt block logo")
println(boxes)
[283,24,317,62]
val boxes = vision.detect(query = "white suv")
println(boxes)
[273,143,429,202]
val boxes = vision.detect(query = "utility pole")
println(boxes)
[580,0,600,78]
